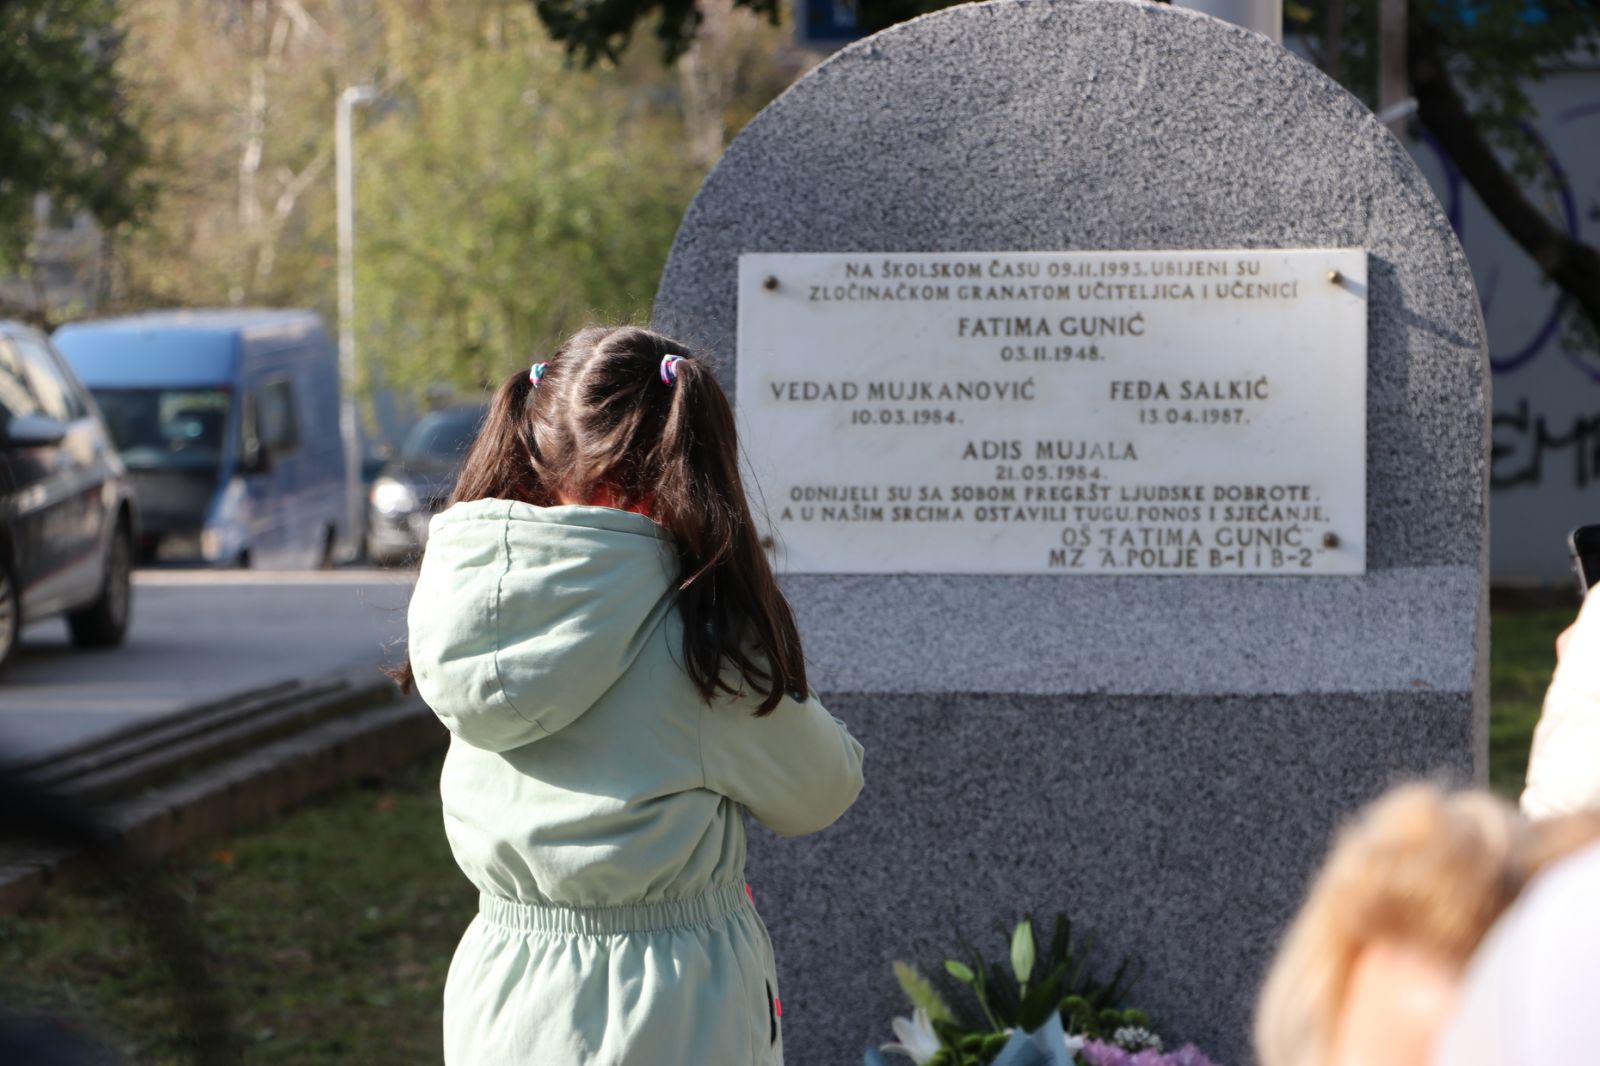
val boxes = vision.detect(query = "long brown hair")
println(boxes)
[394,326,806,715]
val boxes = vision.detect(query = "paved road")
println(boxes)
[0,568,415,763]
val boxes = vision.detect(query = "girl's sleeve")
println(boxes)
[700,689,865,837]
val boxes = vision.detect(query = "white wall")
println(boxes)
[1406,66,1600,585]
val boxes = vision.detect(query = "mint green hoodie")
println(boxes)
[408,499,866,1065]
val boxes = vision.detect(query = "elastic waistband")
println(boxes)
[478,882,753,935]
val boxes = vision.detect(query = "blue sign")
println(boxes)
[799,0,866,46]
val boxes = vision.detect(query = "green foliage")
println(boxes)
[1286,1,1600,176]
[902,914,1149,1066]
[109,0,346,316]
[0,0,149,270]
[88,0,793,402]
[354,7,702,396]
[894,961,957,1025]
[108,0,735,397]
[532,0,782,65]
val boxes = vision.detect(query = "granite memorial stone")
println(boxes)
[654,2,1487,1062]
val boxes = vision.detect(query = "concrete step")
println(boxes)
[0,670,446,914]
[8,671,385,800]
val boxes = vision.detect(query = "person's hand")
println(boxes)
[1557,623,1577,663]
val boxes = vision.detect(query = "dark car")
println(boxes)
[0,322,138,670]
[366,404,486,565]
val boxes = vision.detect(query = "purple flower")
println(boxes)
[1079,1041,1133,1066]
[1077,1041,1222,1066]
[1162,1046,1222,1066]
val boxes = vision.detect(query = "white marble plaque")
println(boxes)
[736,249,1367,575]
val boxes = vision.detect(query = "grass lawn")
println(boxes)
[0,606,1576,1063]
[1487,606,1570,797]
[0,756,474,1065]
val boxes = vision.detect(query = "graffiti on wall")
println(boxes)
[1492,399,1600,490]
[1413,78,1600,579]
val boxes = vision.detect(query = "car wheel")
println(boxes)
[68,521,132,649]
[0,559,19,674]
[318,526,338,570]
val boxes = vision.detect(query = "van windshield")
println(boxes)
[91,388,232,473]
[401,407,485,464]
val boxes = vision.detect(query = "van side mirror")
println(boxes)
[240,435,270,475]
[3,413,68,449]
[239,391,269,475]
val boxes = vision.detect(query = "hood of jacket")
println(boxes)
[408,498,679,752]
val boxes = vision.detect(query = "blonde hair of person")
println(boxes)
[1254,783,1600,1066]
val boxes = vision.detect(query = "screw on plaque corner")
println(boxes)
[1327,270,1344,285]
[1323,532,1341,549]
[760,536,775,554]
[763,276,779,291]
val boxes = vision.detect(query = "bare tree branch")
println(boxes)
[1409,20,1600,337]
[256,148,332,282]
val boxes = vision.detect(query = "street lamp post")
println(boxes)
[1170,0,1282,44]
[1376,0,1410,137]
[336,84,378,565]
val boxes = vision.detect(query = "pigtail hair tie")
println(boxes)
[659,354,685,386]
[530,362,549,388]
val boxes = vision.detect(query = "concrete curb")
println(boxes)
[0,680,445,914]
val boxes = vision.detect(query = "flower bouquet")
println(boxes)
[865,915,1223,1066]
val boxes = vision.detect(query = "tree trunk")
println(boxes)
[1321,0,1343,79]
[1409,21,1600,339]
[1375,0,1405,135]
[238,0,270,303]
[676,0,736,170]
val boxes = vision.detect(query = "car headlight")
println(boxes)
[201,478,249,563]
[370,476,420,515]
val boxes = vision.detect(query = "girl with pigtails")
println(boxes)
[397,326,865,1065]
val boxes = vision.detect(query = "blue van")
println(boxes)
[53,310,351,569]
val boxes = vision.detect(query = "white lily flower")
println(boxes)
[1113,1025,1162,1052]
[881,1007,942,1064]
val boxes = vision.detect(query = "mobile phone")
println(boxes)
[1569,525,1600,594]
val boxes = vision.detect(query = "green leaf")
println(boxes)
[894,961,955,1024]
[1100,955,1142,1008]
[1010,919,1036,986]
[1060,995,1097,1036]
[945,959,976,983]
[987,960,1019,1025]
[1048,913,1070,968]
[1017,971,1063,1032]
